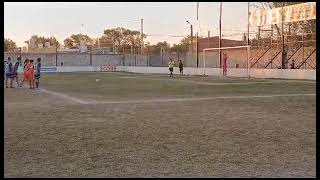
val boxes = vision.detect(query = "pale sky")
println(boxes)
[4,2,250,47]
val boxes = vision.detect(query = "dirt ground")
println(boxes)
[4,72,316,177]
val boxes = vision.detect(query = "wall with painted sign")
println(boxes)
[249,2,316,26]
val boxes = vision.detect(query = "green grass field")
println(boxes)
[4,72,316,177]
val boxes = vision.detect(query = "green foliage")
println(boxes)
[28,35,61,48]
[146,41,171,54]
[4,38,17,52]
[63,34,93,49]
[102,27,147,52]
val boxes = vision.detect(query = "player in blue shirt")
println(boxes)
[12,57,21,87]
[5,57,13,88]
[4,60,7,78]
[34,58,42,89]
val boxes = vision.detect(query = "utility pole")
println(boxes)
[161,45,164,66]
[131,39,133,55]
[177,45,180,61]
[219,2,222,69]
[112,30,115,54]
[196,2,199,68]
[141,18,144,54]
[19,47,22,59]
[281,2,286,69]
[207,30,210,48]
[258,26,260,45]
[247,2,250,78]
[191,25,193,51]
[55,46,58,66]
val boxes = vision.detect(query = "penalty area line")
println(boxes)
[119,76,315,85]
[39,88,89,104]
[92,94,316,105]
[32,87,315,105]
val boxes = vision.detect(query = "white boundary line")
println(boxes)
[92,94,316,104]
[7,85,90,105]
[112,71,315,83]
[35,88,316,105]
[17,78,316,105]
[119,76,315,86]
[39,89,89,104]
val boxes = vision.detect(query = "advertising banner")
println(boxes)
[249,2,316,26]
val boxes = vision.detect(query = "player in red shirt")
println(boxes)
[25,59,35,89]
[20,59,29,87]
[223,52,228,76]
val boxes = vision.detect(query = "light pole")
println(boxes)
[141,18,144,54]
[80,24,85,53]
[196,2,199,68]
[81,24,84,41]
[219,2,222,70]
[186,20,193,55]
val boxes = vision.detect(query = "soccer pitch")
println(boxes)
[4,72,316,177]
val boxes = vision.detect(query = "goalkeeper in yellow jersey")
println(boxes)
[168,58,175,78]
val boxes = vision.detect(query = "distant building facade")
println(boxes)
[189,36,246,52]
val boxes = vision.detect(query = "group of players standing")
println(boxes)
[168,59,184,78]
[4,57,42,89]
[168,53,229,77]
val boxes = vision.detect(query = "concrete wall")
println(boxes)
[5,46,316,69]
[4,53,127,67]
[92,54,123,66]
[116,66,315,80]
[57,54,90,66]
[4,53,57,66]
[57,54,124,66]
[249,69,316,80]
[18,65,314,80]
[123,54,148,66]
[148,55,162,67]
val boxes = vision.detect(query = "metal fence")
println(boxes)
[4,49,315,69]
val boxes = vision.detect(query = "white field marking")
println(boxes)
[28,86,315,105]
[119,76,315,85]
[91,94,316,105]
[39,88,89,104]
[115,72,315,83]
[16,79,315,105]
[5,85,88,105]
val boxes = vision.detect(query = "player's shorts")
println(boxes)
[5,73,13,79]
[23,72,28,80]
[26,72,34,81]
[169,67,173,72]
[34,74,41,79]
[179,67,183,72]
[12,72,18,78]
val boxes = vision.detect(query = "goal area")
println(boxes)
[202,45,251,77]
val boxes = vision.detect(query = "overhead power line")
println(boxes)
[146,34,185,37]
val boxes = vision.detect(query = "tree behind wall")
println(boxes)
[4,38,17,52]
[63,34,93,49]
[26,35,61,48]
[103,27,146,53]
[170,36,192,54]
[146,41,171,54]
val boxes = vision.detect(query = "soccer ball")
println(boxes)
[95,79,100,82]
